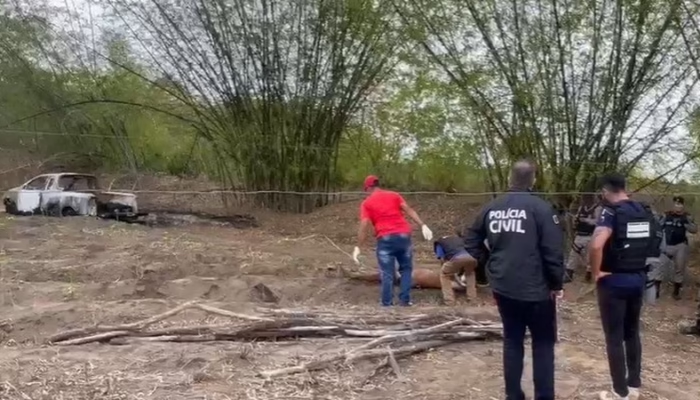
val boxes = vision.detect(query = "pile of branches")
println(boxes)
[46,301,503,378]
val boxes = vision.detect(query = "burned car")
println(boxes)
[2,173,145,221]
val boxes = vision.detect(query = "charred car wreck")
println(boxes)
[2,173,146,222]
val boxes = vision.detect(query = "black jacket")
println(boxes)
[462,190,565,301]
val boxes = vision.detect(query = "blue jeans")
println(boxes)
[494,293,556,400]
[376,234,413,306]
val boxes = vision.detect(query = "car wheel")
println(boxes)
[87,199,97,217]
[61,207,78,217]
[4,201,17,215]
[46,204,61,217]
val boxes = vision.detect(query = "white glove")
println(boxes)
[352,246,361,264]
[421,224,433,241]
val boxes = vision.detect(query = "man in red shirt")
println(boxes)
[353,175,433,306]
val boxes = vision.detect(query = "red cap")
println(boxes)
[363,175,379,191]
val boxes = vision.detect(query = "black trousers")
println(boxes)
[597,283,643,397]
[476,253,488,284]
[494,293,557,400]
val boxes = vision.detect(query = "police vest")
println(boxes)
[574,205,597,236]
[663,212,688,246]
[602,201,655,274]
[434,236,466,260]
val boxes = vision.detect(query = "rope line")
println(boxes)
[1,188,698,196]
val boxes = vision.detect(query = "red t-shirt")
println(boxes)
[360,189,412,238]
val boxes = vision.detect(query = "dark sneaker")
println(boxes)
[399,302,414,307]
[673,283,682,300]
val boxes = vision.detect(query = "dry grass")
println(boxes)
[1,198,700,399]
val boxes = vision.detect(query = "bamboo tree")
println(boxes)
[396,0,700,206]
[99,0,402,212]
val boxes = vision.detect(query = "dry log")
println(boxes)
[193,304,273,322]
[259,337,471,379]
[259,353,347,378]
[47,301,200,344]
[347,319,465,355]
[133,324,240,337]
[48,302,274,344]
[56,330,131,346]
[47,302,503,349]
[386,345,404,380]
[110,335,218,344]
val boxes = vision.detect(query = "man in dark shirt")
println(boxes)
[434,234,478,305]
[589,173,655,400]
[463,159,564,400]
[564,194,602,283]
[658,196,697,300]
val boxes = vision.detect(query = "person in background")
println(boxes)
[644,207,664,305]
[475,239,490,287]
[463,159,564,400]
[353,175,433,307]
[588,173,658,400]
[434,233,478,305]
[564,193,601,283]
[658,196,697,300]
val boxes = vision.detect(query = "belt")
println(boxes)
[378,233,410,240]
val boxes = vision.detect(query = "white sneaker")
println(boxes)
[628,387,640,400]
[599,390,629,400]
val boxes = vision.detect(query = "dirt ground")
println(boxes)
[0,197,700,400]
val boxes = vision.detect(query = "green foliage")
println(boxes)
[3,0,700,213]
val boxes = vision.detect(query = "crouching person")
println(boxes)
[434,234,477,305]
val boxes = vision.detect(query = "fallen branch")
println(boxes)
[386,345,404,381]
[47,301,200,344]
[259,338,469,379]
[46,301,503,367]
[56,330,131,346]
[193,304,273,322]
[47,301,272,344]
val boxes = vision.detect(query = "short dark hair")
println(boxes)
[673,195,685,204]
[509,159,537,189]
[597,172,626,193]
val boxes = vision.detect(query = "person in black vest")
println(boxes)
[463,160,564,400]
[434,234,478,305]
[643,208,664,305]
[658,196,697,300]
[564,194,602,283]
[589,173,658,400]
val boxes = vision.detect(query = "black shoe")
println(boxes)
[584,271,592,283]
[563,270,575,283]
[673,283,682,300]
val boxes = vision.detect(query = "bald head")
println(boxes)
[509,160,536,190]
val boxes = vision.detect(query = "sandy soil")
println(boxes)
[0,197,699,400]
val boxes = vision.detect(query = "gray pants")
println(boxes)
[658,243,689,284]
[645,257,661,305]
[567,235,591,272]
